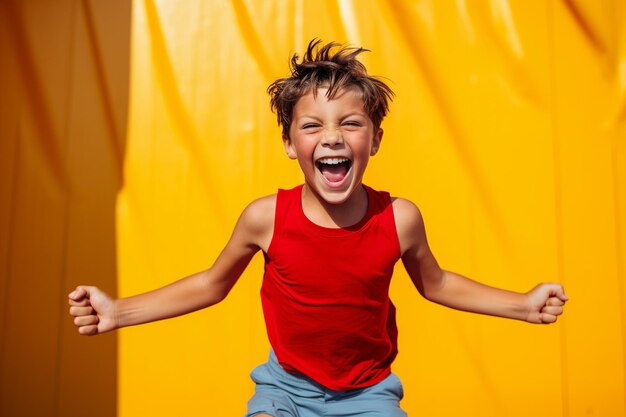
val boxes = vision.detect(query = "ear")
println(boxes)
[282,133,297,159]
[370,128,383,156]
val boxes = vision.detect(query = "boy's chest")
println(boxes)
[267,229,399,302]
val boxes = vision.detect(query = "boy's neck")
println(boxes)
[301,183,368,228]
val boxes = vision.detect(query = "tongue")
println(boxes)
[320,163,349,183]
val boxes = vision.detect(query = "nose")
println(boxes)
[321,129,343,147]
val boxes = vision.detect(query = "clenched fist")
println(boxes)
[68,286,118,335]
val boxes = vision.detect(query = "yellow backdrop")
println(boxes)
[1,1,625,417]
[120,1,625,416]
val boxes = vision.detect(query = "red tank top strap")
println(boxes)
[269,185,303,255]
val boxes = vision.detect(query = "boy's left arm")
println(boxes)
[393,198,568,323]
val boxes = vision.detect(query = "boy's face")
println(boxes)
[283,87,383,205]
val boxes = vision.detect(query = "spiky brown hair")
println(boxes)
[268,39,394,137]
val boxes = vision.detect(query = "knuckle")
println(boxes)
[74,315,97,326]
[70,306,94,317]
[79,325,97,336]
[548,297,564,306]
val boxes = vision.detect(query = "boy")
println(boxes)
[69,40,568,417]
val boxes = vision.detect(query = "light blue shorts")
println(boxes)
[245,351,407,417]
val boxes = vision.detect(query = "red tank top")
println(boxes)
[262,184,401,390]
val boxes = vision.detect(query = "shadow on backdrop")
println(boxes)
[0,1,130,416]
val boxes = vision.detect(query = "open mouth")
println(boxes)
[316,157,352,184]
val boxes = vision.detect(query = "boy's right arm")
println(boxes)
[68,196,276,336]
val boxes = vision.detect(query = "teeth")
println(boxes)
[317,157,349,165]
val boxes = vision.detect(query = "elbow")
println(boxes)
[197,269,234,308]
[421,288,440,303]
[209,290,229,306]
[420,270,448,303]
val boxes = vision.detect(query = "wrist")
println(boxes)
[500,291,532,322]
[521,292,535,323]
[112,297,132,329]
[112,298,121,330]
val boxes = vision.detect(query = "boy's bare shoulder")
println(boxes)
[240,194,277,228]
[391,197,424,226]
[391,197,426,253]
[236,194,276,252]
